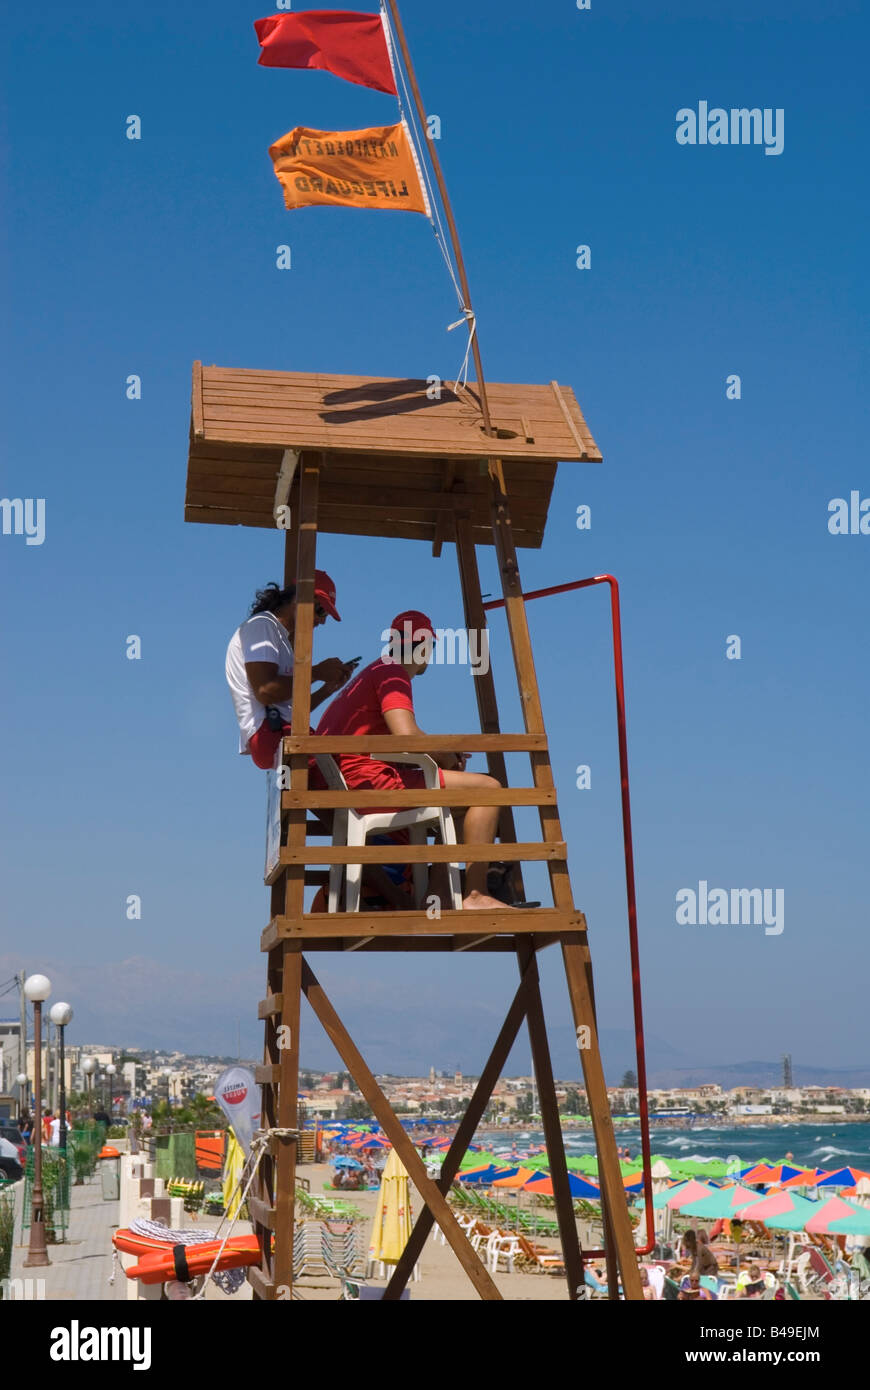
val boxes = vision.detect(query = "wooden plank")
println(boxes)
[248,1195,275,1231]
[550,380,601,459]
[255,1064,281,1084]
[283,733,546,753]
[280,841,565,865]
[257,994,284,1019]
[192,361,204,438]
[247,1265,276,1301]
[199,427,584,465]
[186,488,274,511]
[313,514,545,550]
[455,515,526,901]
[265,907,584,940]
[519,941,585,1299]
[185,505,276,529]
[300,959,502,1299]
[384,963,536,1297]
[280,787,555,809]
[200,401,586,448]
[562,938,644,1301]
[262,933,561,953]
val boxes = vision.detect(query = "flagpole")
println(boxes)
[384,0,494,437]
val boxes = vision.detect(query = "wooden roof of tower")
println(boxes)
[185,363,602,549]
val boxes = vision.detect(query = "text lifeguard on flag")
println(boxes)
[254,10,397,95]
[269,122,431,215]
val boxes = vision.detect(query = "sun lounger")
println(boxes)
[517,1235,565,1274]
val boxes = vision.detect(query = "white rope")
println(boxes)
[379,2,477,387]
[191,1127,298,1300]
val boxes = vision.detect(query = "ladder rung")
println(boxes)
[283,788,555,809]
[248,1195,275,1230]
[284,734,548,754]
[247,1266,277,1301]
[280,841,566,866]
[257,994,284,1019]
[255,1064,281,1085]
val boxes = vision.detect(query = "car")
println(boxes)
[0,1136,24,1183]
[0,1124,27,1166]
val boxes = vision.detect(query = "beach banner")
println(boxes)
[213,1066,261,1155]
[269,121,431,215]
[255,10,397,95]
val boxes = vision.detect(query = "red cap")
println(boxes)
[391,610,435,641]
[315,570,340,621]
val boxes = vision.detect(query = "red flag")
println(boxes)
[254,10,397,96]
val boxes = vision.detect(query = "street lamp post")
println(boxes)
[23,974,52,1268]
[106,1063,116,1119]
[16,1072,28,1120]
[81,1056,97,1112]
[49,1003,73,1153]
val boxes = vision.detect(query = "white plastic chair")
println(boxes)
[486,1231,521,1274]
[316,753,463,912]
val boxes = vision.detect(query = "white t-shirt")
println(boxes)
[50,1117,61,1147]
[226,612,294,753]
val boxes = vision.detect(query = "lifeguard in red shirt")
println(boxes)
[316,610,515,911]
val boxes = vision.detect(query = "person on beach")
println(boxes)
[736,1264,766,1298]
[226,576,354,769]
[682,1229,718,1278]
[679,1273,715,1301]
[315,610,517,911]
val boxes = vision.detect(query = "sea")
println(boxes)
[477,1121,870,1170]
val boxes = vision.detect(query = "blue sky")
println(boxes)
[0,1,867,1078]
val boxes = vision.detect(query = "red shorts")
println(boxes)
[346,762,446,819]
[247,721,327,790]
[248,720,285,770]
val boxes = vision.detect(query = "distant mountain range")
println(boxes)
[1,952,865,1089]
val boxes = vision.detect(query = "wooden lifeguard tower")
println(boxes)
[184,361,643,1301]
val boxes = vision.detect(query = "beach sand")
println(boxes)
[289,1162,577,1301]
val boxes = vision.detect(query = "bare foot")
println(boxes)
[462,890,518,910]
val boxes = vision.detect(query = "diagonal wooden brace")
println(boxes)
[383,957,537,1298]
[300,958,502,1300]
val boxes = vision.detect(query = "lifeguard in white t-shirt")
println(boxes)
[225,573,355,768]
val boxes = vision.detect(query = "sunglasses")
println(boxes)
[314,603,327,620]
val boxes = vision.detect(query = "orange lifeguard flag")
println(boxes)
[269,121,430,215]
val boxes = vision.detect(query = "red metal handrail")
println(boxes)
[482,575,654,1257]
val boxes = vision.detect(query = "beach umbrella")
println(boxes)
[332,1156,364,1170]
[733,1191,818,1224]
[778,1167,829,1189]
[622,1171,645,1194]
[356,1135,390,1150]
[740,1163,791,1185]
[678,1185,767,1220]
[763,1204,821,1231]
[804,1196,870,1235]
[816,1167,870,1189]
[492,1166,538,1188]
[841,1176,870,1200]
[524,1171,601,1198]
[639,1178,718,1212]
[369,1148,413,1266]
[460,1164,506,1184]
